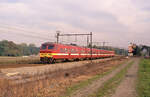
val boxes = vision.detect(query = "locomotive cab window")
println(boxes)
[48,45,54,49]
[41,45,47,50]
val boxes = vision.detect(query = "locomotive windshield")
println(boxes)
[41,44,54,50]
[48,45,54,49]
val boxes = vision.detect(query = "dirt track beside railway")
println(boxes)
[0,57,127,97]
[70,59,133,97]
[111,58,139,97]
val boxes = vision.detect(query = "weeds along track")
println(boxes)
[1,57,122,76]
[2,57,124,84]
[0,57,127,97]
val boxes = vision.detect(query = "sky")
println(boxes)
[0,0,150,48]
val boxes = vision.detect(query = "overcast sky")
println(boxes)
[0,0,150,48]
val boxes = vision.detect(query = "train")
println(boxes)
[40,42,115,63]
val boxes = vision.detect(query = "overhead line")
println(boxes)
[0,23,50,35]
[0,25,50,37]
[0,29,53,41]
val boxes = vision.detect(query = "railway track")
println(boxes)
[1,57,124,83]
[0,57,117,69]
[0,57,122,75]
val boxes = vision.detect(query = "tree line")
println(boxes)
[0,40,39,56]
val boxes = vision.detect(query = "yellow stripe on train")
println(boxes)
[40,53,114,57]
[40,53,64,57]
[40,53,53,57]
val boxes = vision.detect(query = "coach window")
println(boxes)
[65,48,68,53]
[71,49,74,53]
[63,48,66,53]
[60,48,64,53]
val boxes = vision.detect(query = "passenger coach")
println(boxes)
[40,42,115,63]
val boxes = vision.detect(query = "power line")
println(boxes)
[0,29,53,41]
[0,22,56,44]
[0,23,50,36]
[0,25,50,37]
[0,25,56,41]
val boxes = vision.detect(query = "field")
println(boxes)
[0,56,41,69]
[137,59,150,97]
[0,56,40,64]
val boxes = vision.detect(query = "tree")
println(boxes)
[0,40,39,56]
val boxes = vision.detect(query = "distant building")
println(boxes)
[128,43,137,56]
[128,43,134,56]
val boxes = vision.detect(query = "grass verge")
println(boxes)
[89,61,134,97]
[0,56,40,65]
[63,60,129,97]
[137,59,150,97]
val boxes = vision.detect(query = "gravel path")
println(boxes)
[70,59,133,97]
[0,58,113,76]
[111,58,139,97]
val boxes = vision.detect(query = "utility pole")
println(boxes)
[90,32,92,62]
[56,30,60,44]
[87,36,89,47]
[102,42,109,49]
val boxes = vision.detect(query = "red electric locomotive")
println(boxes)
[40,42,115,63]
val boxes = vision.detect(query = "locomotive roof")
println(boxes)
[42,42,55,45]
[42,42,83,48]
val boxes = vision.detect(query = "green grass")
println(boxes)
[137,59,150,97]
[64,71,111,97]
[0,56,40,64]
[63,61,128,97]
[89,61,134,97]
